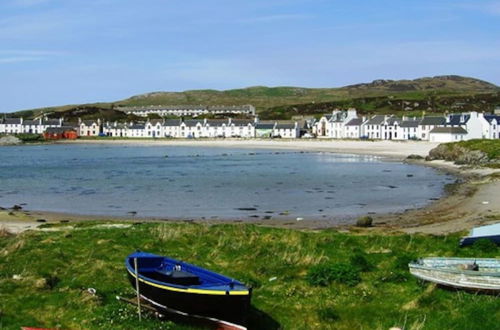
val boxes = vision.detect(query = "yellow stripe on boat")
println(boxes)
[127,269,249,296]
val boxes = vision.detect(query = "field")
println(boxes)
[0,222,498,329]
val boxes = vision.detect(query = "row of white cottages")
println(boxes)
[314,109,500,142]
[104,119,300,138]
[0,117,301,139]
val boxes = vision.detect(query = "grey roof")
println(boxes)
[130,124,145,129]
[43,119,61,126]
[275,123,295,129]
[182,120,202,127]
[430,127,467,134]
[4,118,22,124]
[255,123,275,129]
[163,119,182,127]
[45,126,75,133]
[82,120,98,126]
[385,117,401,125]
[205,119,228,127]
[231,119,254,126]
[420,116,446,125]
[400,120,419,128]
[22,120,38,126]
[365,115,385,125]
[345,118,363,126]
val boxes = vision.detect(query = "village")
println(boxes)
[0,107,499,142]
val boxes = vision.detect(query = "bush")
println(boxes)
[350,253,373,272]
[406,154,424,160]
[307,263,361,287]
[472,238,498,253]
[356,216,373,227]
[17,133,43,143]
[393,253,418,271]
[317,307,340,322]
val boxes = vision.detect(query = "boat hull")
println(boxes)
[127,272,251,326]
[409,258,500,292]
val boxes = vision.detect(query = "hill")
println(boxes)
[8,75,500,121]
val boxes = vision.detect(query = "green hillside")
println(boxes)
[8,75,500,121]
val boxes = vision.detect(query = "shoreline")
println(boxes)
[54,138,440,160]
[1,139,499,235]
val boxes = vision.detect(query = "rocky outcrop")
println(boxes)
[0,136,22,146]
[427,143,489,165]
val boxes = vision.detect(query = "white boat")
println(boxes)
[408,257,500,292]
[459,223,500,247]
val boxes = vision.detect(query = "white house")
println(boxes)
[273,122,300,138]
[1,118,23,134]
[145,119,163,138]
[180,120,203,138]
[163,119,182,138]
[79,119,101,136]
[315,109,358,138]
[229,119,255,138]
[484,115,500,139]
[445,112,489,140]
[344,118,364,138]
[418,116,446,141]
[363,115,385,139]
[397,119,420,140]
[429,127,467,142]
[204,119,228,138]
[104,122,129,137]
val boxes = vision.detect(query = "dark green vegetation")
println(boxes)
[9,75,500,120]
[427,139,500,166]
[0,222,498,329]
[15,133,44,143]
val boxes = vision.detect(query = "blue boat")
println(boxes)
[125,251,251,327]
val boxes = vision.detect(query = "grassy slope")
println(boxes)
[0,222,499,330]
[9,76,499,120]
[451,140,500,159]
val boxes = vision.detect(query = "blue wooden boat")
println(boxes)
[125,251,251,327]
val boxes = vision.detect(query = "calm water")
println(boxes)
[0,144,453,222]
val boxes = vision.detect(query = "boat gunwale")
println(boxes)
[125,253,250,296]
[408,257,500,277]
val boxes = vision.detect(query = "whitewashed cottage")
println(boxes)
[429,127,467,142]
[418,116,446,141]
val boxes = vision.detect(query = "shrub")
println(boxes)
[393,253,418,271]
[307,263,361,287]
[406,154,424,160]
[317,307,340,322]
[356,216,373,227]
[350,253,373,272]
[472,238,498,253]
[17,133,43,143]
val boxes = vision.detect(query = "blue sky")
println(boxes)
[1,0,499,112]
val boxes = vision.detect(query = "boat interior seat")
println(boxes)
[149,268,201,285]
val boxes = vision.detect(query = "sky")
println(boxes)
[0,0,499,112]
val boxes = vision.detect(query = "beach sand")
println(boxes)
[2,139,499,235]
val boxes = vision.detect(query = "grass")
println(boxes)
[450,139,500,160]
[0,222,499,329]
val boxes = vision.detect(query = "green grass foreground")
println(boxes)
[0,222,499,329]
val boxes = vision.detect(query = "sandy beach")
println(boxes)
[1,139,499,235]
[57,138,441,159]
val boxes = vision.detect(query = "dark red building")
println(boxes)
[43,127,78,140]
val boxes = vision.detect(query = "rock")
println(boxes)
[0,136,22,146]
[36,219,47,223]
[11,205,23,211]
[406,154,423,160]
[356,216,373,227]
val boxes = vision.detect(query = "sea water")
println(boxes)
[0,144,453,222]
